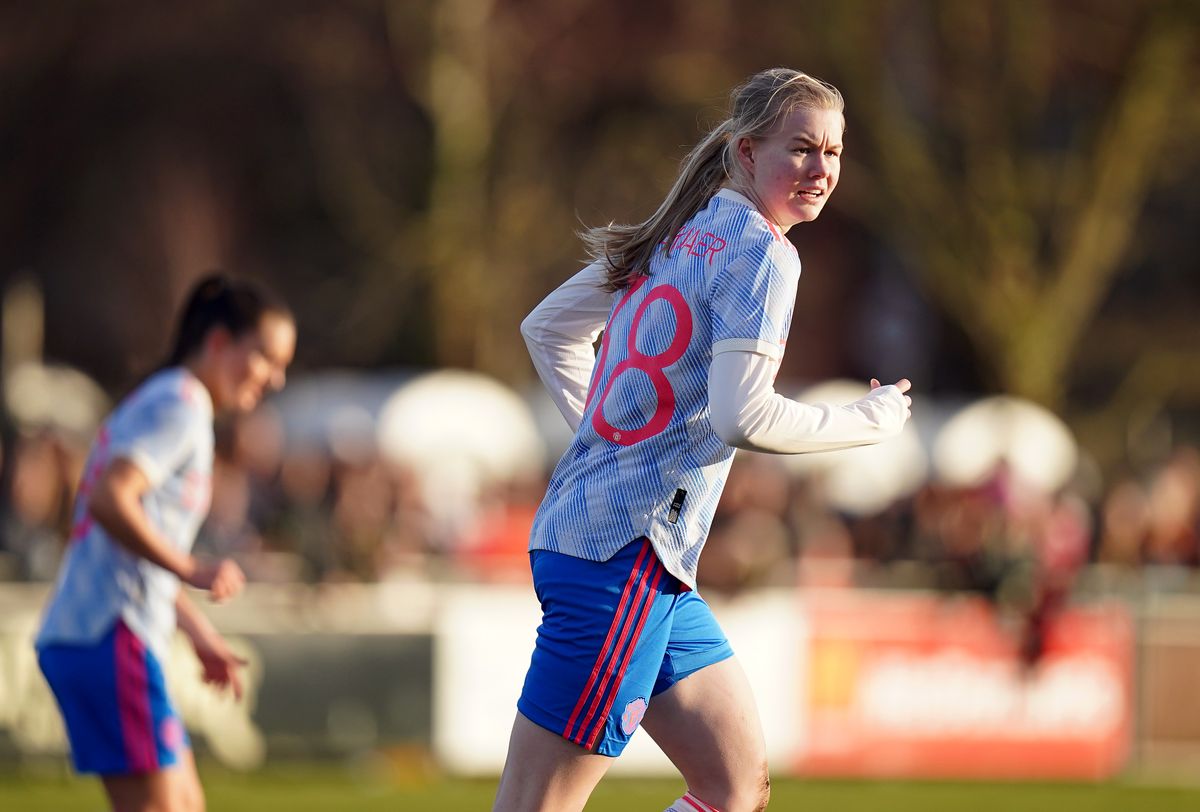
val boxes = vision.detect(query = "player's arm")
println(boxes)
[89,458,197,579]
[88,458,245,599]
[708,349,912,454]
[520,261,613,431]
[176,589,247,700]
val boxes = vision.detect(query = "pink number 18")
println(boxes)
[588,277,694,446]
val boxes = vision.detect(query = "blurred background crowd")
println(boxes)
[3,371,1197,609]
[1,0,1198,621]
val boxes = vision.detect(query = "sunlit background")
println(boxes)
[1,1,1199,808]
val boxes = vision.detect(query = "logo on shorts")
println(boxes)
[160,717,185,753]
[620,697,648,735]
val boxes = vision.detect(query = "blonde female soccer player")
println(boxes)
[497,69,913,812]
[36,275,296,812]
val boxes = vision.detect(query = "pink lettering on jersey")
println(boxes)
[666,227,727,264]
[673,227,699,254]
[689,232,726,263]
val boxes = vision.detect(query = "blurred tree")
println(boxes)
[288,0,755,378]
[1,0,1196,445]
[823,0,1199,415]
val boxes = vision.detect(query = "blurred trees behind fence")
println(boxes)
[1,0,1198,473]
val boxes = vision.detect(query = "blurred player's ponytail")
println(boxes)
[163,273,292,368]
[583,68,844,291]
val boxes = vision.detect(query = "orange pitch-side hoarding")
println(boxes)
[796,592,1133,779]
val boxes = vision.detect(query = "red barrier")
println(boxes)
[796,592,1133,779]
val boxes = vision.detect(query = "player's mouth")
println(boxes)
[796,188,824,200]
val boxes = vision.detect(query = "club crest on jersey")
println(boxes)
[160,717,185,752]
[620,696,649,735]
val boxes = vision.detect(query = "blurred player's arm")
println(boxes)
[176,590,247,700]
[90,458,199,578]
[520,262,613,430]
[89,458,245,600]
[709,350,911,454]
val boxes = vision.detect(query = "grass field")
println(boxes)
[3,767,1200,812]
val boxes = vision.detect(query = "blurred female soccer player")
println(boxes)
[35,274,296,812]
[498,68,912,812]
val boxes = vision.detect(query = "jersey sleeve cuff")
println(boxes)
[712,338,783,361]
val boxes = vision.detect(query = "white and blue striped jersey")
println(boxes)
[36,368,214,660]
[528,189,799,589]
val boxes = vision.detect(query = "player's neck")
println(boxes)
[182,358,219,409]
[720,181,785,233]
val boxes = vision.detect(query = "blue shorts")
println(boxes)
[518,538,733,756]
[38,620,190,775]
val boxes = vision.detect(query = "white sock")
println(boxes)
[664,792,721,812]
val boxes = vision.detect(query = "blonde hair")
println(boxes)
[584,68,845,291]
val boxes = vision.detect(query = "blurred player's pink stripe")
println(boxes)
[116,623,158,772]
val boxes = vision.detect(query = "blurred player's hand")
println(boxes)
[871,377,913,417]
[193,634,249,701]
[188,558,246,603]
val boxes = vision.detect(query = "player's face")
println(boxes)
[737,107,843,231]
[216,313,296,413]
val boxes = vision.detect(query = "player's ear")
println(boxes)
[735,136,757,175]
[203,325,233,357]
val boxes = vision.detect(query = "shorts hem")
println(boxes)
[653,642,735,696]
[515,700,623,757]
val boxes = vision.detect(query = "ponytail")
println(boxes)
[582,121,735,291]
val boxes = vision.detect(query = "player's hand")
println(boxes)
[870,377,913,416]
[187,559,246,603]
[193,634,248,701]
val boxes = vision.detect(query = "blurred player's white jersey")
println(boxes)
[530,189,800,589]
[36,368,214,659]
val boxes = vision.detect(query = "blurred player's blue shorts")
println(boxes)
[517,537,733,756]
[38,620,190,775]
